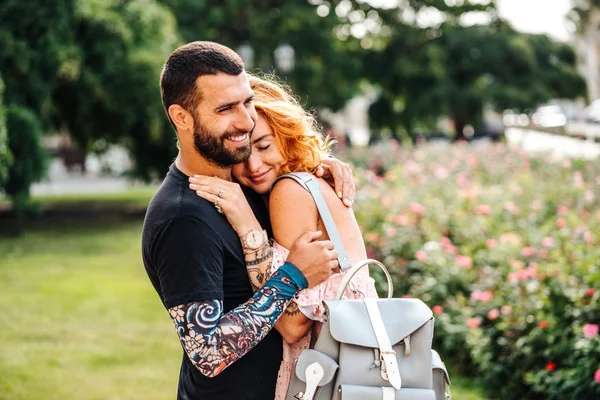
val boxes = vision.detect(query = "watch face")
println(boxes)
[246,230,265,248]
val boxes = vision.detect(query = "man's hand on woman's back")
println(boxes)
[286,231,338,288]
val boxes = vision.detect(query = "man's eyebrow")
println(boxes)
[214,95,254,111]
[252,133,274,145]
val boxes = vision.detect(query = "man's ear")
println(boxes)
[168,104,194,132]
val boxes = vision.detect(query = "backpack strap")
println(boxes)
[273,172,352,270]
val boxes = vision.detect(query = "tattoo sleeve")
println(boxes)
[245,242,274,292]
[168,262,308,378]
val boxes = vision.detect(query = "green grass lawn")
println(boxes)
[0,197,488,399]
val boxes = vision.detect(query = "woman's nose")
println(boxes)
[245,153,261,172]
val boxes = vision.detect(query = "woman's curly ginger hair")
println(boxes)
[248,75,332,175]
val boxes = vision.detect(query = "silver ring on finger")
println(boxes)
[217,188,225,198]
[214,198,224,214]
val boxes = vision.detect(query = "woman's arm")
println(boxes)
[269,178,322,343]
[189,175,274,291]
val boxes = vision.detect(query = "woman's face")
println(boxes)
[232,115,288,195]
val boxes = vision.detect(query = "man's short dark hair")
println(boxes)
[160,41,244,118]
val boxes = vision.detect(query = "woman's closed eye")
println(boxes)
[256,144,271,152]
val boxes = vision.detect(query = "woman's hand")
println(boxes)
[189,175,261,236]
[316,157,355,207]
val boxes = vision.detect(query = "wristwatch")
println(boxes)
[240,229,269,251]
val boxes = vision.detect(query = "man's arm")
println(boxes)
[155,216,336,377]
[169,262,306,377]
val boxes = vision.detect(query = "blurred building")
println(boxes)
[574,7,600,101]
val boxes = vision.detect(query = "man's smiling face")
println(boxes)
[191,72,257,167]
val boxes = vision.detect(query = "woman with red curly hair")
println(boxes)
[189,75,377,399]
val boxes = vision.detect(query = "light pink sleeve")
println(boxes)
[272,242,379,321]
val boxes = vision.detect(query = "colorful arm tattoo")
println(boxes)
[168,262,308,378]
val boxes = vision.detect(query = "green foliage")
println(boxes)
[365,2,587,141]
[51,0,179,180]
[0,74,13,182]
[2,106,47,214]
[158,0,363,111]
[344,141,600,399]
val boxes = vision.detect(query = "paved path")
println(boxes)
[506,128,600,160]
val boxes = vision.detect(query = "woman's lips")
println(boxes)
[248,169,271,184]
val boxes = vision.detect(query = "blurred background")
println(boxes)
[1,1,600,399]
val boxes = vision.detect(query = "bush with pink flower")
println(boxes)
[343,141,600,399]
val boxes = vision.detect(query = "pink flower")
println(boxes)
[557,206,569,216]
[556,218,566,228]
[456,255,473,270]
[486,239,497,248]
[474,204,492,215]
[456,173,470,188]
[522,247,537,257]
[365,232,381,244]
[385,227,397,237]
[415,250,427,262]
[585,288,596,297]
[585,189,595,203]
[487,309,500,320]
[594,369,600,383]
[467,317,482,328]
[504,201,519,215]
[583,324,599,339]
[501,305,512,315]
[479,290,494,303]
[541,237,555,248]
[409,202,425,217]
[470,290,493,302]
[432,305,444,315]
[394,214,410,226]
[584,231,595,245]
[381,195,392,206]
[573,171,584,188]
[470,290,482,301]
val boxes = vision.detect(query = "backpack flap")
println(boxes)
[323,298,434,348]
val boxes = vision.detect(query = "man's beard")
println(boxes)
[193,122,252,168]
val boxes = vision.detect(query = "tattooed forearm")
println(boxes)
[169,264,306,378]
[245,243,273,291]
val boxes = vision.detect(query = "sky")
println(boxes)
[496,0,572,41]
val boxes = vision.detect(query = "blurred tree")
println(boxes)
[569,0,600,33]
[362,0,495,142]
[3,105,47,216]
[51,0,179,180]
[0,0,74,212]
[157,0,363,111]
[0,75,13,183]
[364,0,586,141]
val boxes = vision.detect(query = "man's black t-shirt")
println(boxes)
[141,164,282,400]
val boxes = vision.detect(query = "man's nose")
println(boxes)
[235,106,256,133]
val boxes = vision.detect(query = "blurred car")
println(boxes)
[531,105,567,130]
[473,119,505,141]
[503,109,530,127]
[585,99,600,123]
